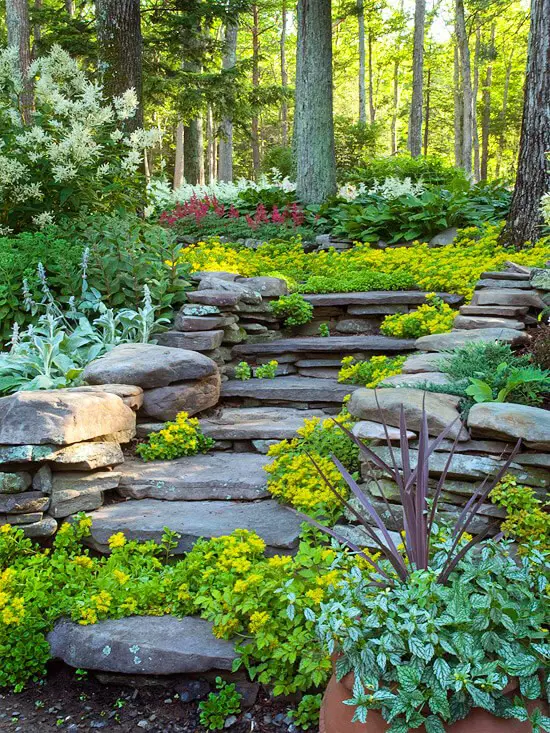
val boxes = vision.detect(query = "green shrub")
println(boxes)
[491,475,550,554]
[289,694,322,730]
[380,294,456,338]
[338,355,406,387]
[235,361,252,380]
[136,412,215,461]
[261,145,294,178]
[297,270,416,294]
[348,154,469,189]
[254,360,278,379]
[198,678,241,731]
[269,293,313,327]
[333,116,379,176]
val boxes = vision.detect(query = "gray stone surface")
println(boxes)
[222,376,360,403]
[86,499,302,554]
[415,327,526,352]
[42,442,124,471]
[51,470,121,494]
[156,330,224,352]
[0,471,32,494]
[83,344,218,389]
[471,289,545,308]
[141,373,221,420]
[20,515,57,538]
[0,491,49,514]
[481,270,530,281]
[117,454,270,501]
[459,305,529,318]
[187,290,241,307]
[236,276,288,297]
[429,227,458,247]
[0,390,136,446]
[198,277,262,305]
[295,359,343,368]
[453,315,525,331]
[335,318,378,335]
[174,313,226,331]
[233,335,416,357]
[401,353,445,374]
[180,304,222,316]
[193,271,239,283]
[0,445,34,464]
[222,324,246,345]
[352,421,416,441]
[297,368,341,379]
[476,279,532,290]
[47,616,237,674]
[72,384,144,411]
[302,292,463,307]
[530,268,550,291]
[200,407,324,441]
[467,403,550,450]
[332,523,402,553]
[49,487,104,518]
[0,512,43,525]
[33,465,52,494]
[379,372,451,387]
[347,305,409,315]
[348,388,468,440]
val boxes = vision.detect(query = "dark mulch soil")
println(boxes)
[0,663,306,733]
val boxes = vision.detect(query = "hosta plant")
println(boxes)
[307,407,550,731]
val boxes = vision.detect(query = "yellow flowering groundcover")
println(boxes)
[176,226,550,298]
[136,411,215,461]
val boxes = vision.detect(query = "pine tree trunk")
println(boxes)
[499,0,550,246]
[96,0,143,130]
[391,58,400,154]
[184,117,204,185]
[495,52,513,178]
[173,121,184,189]
[472,27,481,182]
[218,22,238,181]
[357,0,366,123]
[408,0,426,157]
[454,42,463,167]
[368,30,375,123]
[251,4,261,178]
[480,24,495,181]
[295,0,336,204]
[65,0,75,15]
[455,0,473,176]
[280,0,289,145]
[206,106,215,184]
[6,0,33,122]
[423,66,431,156]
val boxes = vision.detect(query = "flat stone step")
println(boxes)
[86,498,302,554]
[480,271,530,281]
[200,407,325,441]
[48,616,236,674]
[221,376,359,404]
[118,454,270,501]
[232,335,416,357]
[453,315,525,331]
[470,289,544,308]
[459,305,529,317]
[475,279,532,290]
[416,327,526,352]
[302,291,463,307]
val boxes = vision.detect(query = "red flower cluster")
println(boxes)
[159,195,305,230]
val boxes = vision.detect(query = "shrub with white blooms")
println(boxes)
[0,44,160,232]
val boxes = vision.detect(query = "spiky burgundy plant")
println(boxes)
[305,401,520,585]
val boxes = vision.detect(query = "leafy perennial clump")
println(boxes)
[380,294,457,338]
[269,293,313,327]
[338,355,406,387]
[198,677,242,731]
[136,412,215,461]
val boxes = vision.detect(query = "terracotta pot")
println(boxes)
[320,671,547,733]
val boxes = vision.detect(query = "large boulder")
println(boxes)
[83,344,218,389]
[47,616,237,674]
[415,327,526,352]
[141,373,221,420]
[198,277,262,304]
[467,403,550,450]
[347,388,468,440]
[0,390,136,446]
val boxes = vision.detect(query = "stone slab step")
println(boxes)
[221,376,359,404]
[48,616,236,674]
[232,335,416,357]
[470,289,545,309]
[475,279,532,290]
[453,315,525,331]
[199,407,325,441]
[301,291,463,307]
[459,305,529,318]
[85,498,302,553]
[415,327,526,352]
[480,270,530,281]
[118,453,270,501]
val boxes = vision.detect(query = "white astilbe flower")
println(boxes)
[113,88,138,120]
[542,193,550,227]
[52,163,78,182]
[32,211,55,228]
[370,176,425,199]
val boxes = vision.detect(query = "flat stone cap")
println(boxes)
[47,616,236,674]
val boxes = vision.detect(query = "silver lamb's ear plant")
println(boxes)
[303,397,521,585]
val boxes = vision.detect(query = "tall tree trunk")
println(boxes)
[280,0,289,145]
[65,0,75,14]
[218,22,238,181]
[251,4,261,178]
[495,51,513,179]
[408,0,426,157]
[96,0,143,129]
[453,41,463,167]
[173,121,184,189]
[423,66,431,156]
[500,0,550,246]
[472,27,481,181]
[184,117,204,185]
[391,58,400,154]
[206,106,216,184]
[6,0,33,122]
[368,30,375,123]
[480,23,495,181]
[294,0,336,204]
[357,0,366,123]
[455,0,473,176]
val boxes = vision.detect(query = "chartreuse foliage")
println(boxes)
[491,476,550,554]
[136,411,215,461]
[269,293,313,327]
[338,355,406,387]
[198,677,242,731]
[177,225,550,297]
[380,294,457,338]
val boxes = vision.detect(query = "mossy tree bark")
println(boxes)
[294,0,336,205]
[408,0,426,157]
[96,0,143,130]
[218,22,238,182]
[499,0,550,246]
[5,0,33,123]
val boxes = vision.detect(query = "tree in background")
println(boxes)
[408,0,425,157]
[5,0,32,121]
[500,0,550,246]
[294,0,336,204]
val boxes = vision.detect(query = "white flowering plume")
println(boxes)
[338,176,425,202]
[0,45,160,230]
